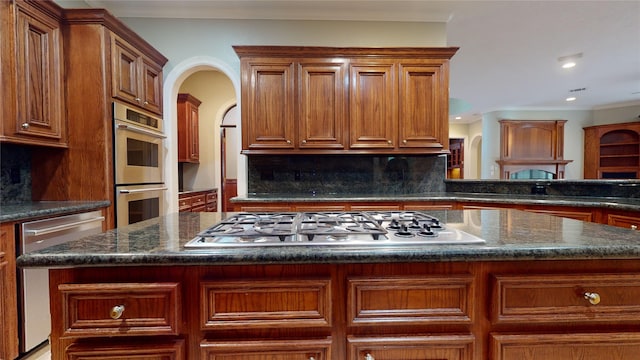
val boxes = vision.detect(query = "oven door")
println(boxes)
[114,119,165,185]
[116,184,167,227]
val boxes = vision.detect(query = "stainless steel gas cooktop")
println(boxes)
[184,211,485,248]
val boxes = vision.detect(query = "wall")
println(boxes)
[592,104,640,125]
[178,71,235,191]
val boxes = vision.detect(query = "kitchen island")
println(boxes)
[16,209,640,360]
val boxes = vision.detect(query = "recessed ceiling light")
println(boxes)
[558,52,583,69]
[566,97,576,102]
[455,116,462,120]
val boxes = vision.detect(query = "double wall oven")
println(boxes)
[113,102,167,227]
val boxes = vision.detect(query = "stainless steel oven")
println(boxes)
[113,102,166,227]
[116,184,167,226]
[113,102,165,185]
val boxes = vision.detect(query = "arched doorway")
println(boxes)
[162,57,241,214]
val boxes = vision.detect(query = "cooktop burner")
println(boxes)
[185,211,485,247]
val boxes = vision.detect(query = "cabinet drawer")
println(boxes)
[178,197,191,211]
[348,275,474,326]
[200,279,331,329]
[200,338,332,360]
[191,194,207,207]
[348,335,474,360]
[66,339,184,359]
[491,273,640,324]
[206,191,217,203]
[608,214,640,230]
[58,282,181,337]
[491,333,640,360]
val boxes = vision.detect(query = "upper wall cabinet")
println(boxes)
[177,93,202,163]
[112,34,164,115]
[234,46,457,155]
[1,0,67,148]
[584,122,640,179]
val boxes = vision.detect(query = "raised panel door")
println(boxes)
[177,93,201,163]
[349,61,396,149]
[491,333,640,360]
[112,36,141,106]
[242,60,295,150]
[398,62,447,150]
[0,223,18,360]
[201,339,332,360]
[298,60,348,149]
[348,335,474,360]
[12,1,66,146]
[141,57,163,114]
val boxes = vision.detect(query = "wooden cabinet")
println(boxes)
[350,58,451,152]
[1,0,67,147]
[348,336,474,360]
[177,93,202,163]
[201,339,332,359]
[30,8,167,229]
[584,122,640,179]
[448,138,464,179]
[0,223,18,360]
[66,340,185,360]
[490,272,640,359]
[179,189,217,212]
[47,259,640,360]
[497,120,572,179]
[112,34,164,114]
[235,46,457,155]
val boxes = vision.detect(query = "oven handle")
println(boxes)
[116,122,166,139]
[23,216,105,236]
[119,186,168,194]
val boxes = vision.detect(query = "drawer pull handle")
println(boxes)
[584,292,601,305]
[632,225,638,230]
[110,305,125,319]
[365,353,375,360]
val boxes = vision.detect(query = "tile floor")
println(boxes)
[21,345,50,360]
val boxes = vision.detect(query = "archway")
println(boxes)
[162,56,242,214]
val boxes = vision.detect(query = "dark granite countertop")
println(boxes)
[0,200,111,223]
[16,209,640,268]
[233,192,640,211]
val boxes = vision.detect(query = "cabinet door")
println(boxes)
[12,2,65,146]
[242,60,295,150]
[491,333,640,360]
[187,100,199,161]
[348,335,474,360]
[201,339,332,360]
[112,35,141,106]
[398,62,447,150]
[66,340,184,360]
[298,60,348,149]
[349,61,396,149]
[141,57,164,114]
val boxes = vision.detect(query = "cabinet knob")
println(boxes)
[110,304,125,319]
[584,292,601,305]
[143,101,149,105]
[632,225,638,230]
[308,357,316,360]
[364,353,375,360]
[387,140,392,145]
[135,97,141,103]
[403,139,408,144]
[21,123,30,130]
[286,139,292,144]
[301,140,307,144]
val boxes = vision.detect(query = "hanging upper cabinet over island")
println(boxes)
[234,46,458,155]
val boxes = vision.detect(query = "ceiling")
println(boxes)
[74,0,640,123]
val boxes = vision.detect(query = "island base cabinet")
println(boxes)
[491,333,640,360]
[65,339,185,359]
[347,335,475,360]
[200,339,332,359]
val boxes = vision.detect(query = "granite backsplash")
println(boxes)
[0,144,32,203]
[248,154,447,196]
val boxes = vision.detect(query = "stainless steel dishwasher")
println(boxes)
[19,210,104,355]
